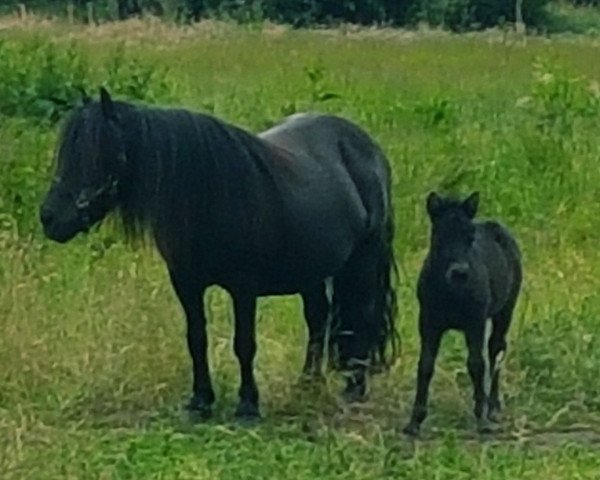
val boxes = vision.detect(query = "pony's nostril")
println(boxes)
[453,270,468,280]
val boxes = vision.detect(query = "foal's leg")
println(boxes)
[301,281,330,378]
[465,322,495,433]
[488,306,514,422]
[231,292,260,419]
[169,270,214,419]
[403,318,443,436]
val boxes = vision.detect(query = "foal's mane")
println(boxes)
[56,99,276,243]
[432,197,465,216]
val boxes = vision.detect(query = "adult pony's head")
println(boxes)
[40,88,126,243]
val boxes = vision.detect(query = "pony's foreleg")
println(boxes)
[300,280,331,378]
[169,270,214,419]
[333,248,379,402]
[232,293,260,420]
[403,316,443,436]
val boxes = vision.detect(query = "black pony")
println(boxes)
[40,88,398,420]
[403,192,522,435]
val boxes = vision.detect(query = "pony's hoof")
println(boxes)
[185,396,213,421]
[402,423,420,437]
[342,381,367,403]
[234,401,261,423]
[299,371,325,386]
[487,408,502,423]
[342,389,367,403]
[477,418,500,434]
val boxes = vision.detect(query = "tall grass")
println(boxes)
[1,20,600,479]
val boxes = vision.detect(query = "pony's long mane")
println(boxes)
[56,100,275,244]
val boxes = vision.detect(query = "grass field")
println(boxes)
[1,18,600,479]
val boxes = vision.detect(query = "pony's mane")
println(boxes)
[56,99,274,244]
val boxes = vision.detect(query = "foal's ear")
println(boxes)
[462,191,480,218]
[426,192,443,218]
[99,87,115,119]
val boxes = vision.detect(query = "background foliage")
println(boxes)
[2,0,592,30]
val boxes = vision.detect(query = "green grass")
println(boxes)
[2,19,600,478]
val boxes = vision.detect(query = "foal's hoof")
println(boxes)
[342,389,367,404]
[299,371,325,386]
[487,408,502,423]
[402,423,421,438]
[342,381,367,403]
[234,401,261,423]
[185,397,213,421]
[477,418,500,434]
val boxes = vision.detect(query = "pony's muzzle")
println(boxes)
[40,205,55,229]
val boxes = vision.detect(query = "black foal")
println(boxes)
[404,192,522,435]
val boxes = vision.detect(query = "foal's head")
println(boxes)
[40,88,126,243]
[426,191,480,287]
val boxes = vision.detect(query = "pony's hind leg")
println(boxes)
[169,269,214,420]
[300,280,331,378]
[333,242,380,402]
[465,322,498,433]
[231,292,260,420]
[488,305,515,422]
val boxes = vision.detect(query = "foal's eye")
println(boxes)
[75,193,90,209]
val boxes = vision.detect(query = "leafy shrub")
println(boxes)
[0,39,176,124]
[568,0,600,5]
[0,120,54,238]
[0,39,89,122]
[407,0,552,30]
[518,58,600,136]
[104,42,177,103]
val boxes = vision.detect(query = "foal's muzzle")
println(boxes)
[446,262,470,285]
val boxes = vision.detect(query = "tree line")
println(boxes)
[1,1,596,30]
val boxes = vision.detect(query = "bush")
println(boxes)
[0,39,176,124]
[407,0,552,30]
[153,0,555,29]
[518,58,600,136]
[568,0,600,5]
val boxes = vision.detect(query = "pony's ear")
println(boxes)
[99,87,115,119]
[462,191,480,219]
[426,191,443,218]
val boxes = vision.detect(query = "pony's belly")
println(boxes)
[214,269,330,296]
[254,259,341,295]
[212,247,347,296]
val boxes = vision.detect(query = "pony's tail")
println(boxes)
[370,207,400,371]
[327,206,399,373]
